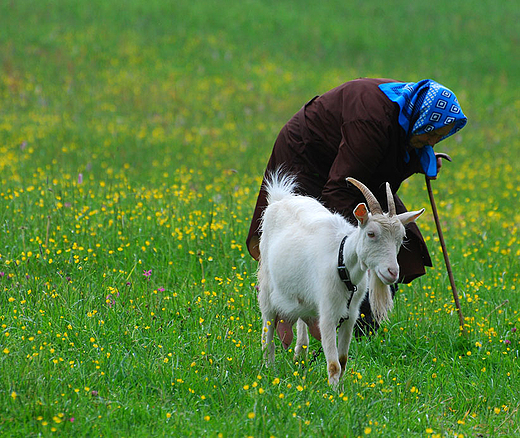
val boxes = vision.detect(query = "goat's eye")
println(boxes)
[367,231,376,238]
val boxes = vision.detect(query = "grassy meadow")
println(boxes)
[1,0,519,436]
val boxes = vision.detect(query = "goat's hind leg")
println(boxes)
[258,275,276,364]
[261,311,276,364]
[293,318,309,361]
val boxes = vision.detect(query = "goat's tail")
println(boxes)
[264,168,298,205]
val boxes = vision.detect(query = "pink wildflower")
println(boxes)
[106,295,115,308]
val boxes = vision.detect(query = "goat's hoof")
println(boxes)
[339,355,348,374]
[293,346,308,362]
[327,361,341,386]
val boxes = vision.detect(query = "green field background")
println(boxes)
[1,0,519,436]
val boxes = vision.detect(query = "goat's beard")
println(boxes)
[368,271,394,324]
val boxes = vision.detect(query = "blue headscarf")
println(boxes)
[379,79,467,177]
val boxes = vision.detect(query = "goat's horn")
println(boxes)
[386,183,396,217]
[346,177,383,215]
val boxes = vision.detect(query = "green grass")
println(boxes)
[1,0,519,436]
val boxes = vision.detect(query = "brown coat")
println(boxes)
[247,78,432,283]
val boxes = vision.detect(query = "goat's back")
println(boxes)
[261,170,353,241]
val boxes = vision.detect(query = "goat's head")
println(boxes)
[346,177,425,285]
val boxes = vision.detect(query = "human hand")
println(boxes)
[428,152,452,180]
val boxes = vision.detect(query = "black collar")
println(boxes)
[337,235,357,294]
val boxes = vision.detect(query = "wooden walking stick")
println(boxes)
[425,153,467,336]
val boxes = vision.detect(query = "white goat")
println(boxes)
[257,171,424,385]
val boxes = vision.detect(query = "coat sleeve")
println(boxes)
[320,118,391,221]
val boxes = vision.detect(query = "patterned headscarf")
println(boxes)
[379,79,467,177]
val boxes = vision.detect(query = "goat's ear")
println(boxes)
[397,208,425,225]
[354,203,369,226]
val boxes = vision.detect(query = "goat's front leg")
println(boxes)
[319,317,341,386]
[337,316,356,379]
